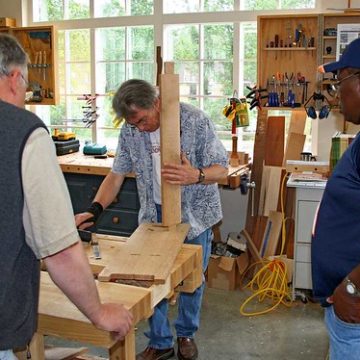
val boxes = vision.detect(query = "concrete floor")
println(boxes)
[45,287,329,360]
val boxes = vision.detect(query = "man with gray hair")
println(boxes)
[76,79,229,360]
[0,34,132,360]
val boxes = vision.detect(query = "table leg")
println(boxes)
[15,333,45,360]
[109,327,135,360]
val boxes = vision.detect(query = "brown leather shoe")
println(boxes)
[136,346,175,360]
[177,337,198,360]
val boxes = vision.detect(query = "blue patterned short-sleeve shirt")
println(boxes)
[112,102,229,240]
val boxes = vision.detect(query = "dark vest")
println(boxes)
[0,100,48,349]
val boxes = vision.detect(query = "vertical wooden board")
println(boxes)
[258,164,270,216]
[160,64,181,227]
[245,109,268,236]
[283,132,306,166]
[264,116,285,166]
[252,216,269,252]
[15,333,45,360]
[109,328,135,360]
[263,166,282,216]
[288,109,306,135]
[260,210,283,258]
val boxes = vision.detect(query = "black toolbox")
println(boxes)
[54,139,80,156]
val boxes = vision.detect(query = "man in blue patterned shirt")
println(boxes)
[76,79,228,360]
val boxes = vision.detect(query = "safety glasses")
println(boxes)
[327,71,360,97]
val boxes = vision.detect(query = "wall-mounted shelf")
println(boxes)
[258,14,319,108]
[318,13,360,110]
[263,47,316,51]
[1,25,58,105]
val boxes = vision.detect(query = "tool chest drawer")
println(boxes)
[63,173,140,236]
[110,180,140,211]
[96,208,139,237]
[294,262,313,290]
[64,173,103,213]
[290,185,324,300]
[295,244,311,263]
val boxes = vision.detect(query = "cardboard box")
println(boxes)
[0,17,16,27]
[207,252,249,291]
[268,255,294,283]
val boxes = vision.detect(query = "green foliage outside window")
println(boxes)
[33,0,314,152]
[242,0,315,10]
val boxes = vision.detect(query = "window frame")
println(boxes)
[26,0,320,153]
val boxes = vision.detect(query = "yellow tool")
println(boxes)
[52,129,76,141]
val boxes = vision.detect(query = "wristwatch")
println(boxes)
[197,168,205,184]
[344,276,360,297]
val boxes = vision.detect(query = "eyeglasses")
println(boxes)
[327,71,360,97]
[19,73,29,87]
[125,109,154,130]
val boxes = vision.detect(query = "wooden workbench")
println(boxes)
[57,152,248,188]
[34,241,202,360]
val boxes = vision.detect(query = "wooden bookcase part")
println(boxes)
[318,13,360,108]
[319,14,360,74]
[0,17,16,28]
[257,14,319,109]
[4,26,58,106]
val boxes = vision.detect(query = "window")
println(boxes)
[33,0,153,21]
[164,23,234,149]
[95,26,154,147]
[163,0,234,13]
[94,0,153,17]
[29,0,317,157]
[241,0,315,10]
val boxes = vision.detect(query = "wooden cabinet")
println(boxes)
[64,173,140,237]
[1,25,57,105]
[319,13,360,103]
[257,15,319,109]
[320,13,360,72]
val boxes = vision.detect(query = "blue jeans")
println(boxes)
[144,204,212,349]
[0,351,18,360]
[325,305,360,359]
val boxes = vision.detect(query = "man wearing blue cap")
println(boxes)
[313,37,360,359]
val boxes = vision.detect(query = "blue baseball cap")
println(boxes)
[319,37,360,73]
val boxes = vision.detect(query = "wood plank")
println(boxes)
[58,152,244,187]
[160,62,181,227]
[282,109,307,168]
[85,241,201,295]
[241,229,262,263]
[261,166,282,216]
[44,346,88,360]
[38,244,201,360]
[96,223,189,284]
[252,215,269,251]
[288,110,307,135]
[258,164,269,216]
[260,211,283,258]
[15,333,45,360]
[282,132,306,167]
[264,116,285,166]
[38,272,152,348]
[245,109,268,236]
[264,166,282,216]
[108,328,135,360]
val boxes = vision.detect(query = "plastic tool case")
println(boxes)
[54,139,80,156]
